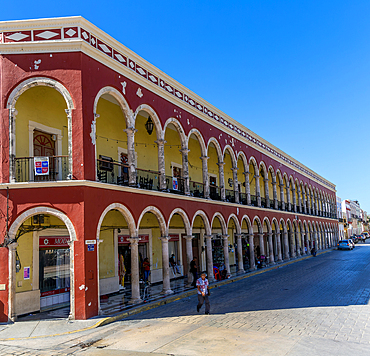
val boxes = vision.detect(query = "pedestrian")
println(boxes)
[143,257,150,282]
[190,257,198,287]
[311,247,317,257]
[196,272,210,315]
[170,253,181,275]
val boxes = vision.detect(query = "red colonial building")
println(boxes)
[0,16,339,322]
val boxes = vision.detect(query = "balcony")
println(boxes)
[14,156,69,182]
[189,181,205,198]
[225,189,235,203]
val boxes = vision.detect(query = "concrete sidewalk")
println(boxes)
[0,249,333,341]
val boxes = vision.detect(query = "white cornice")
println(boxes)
[0,16,336,192]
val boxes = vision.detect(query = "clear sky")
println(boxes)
[2,1,369,211]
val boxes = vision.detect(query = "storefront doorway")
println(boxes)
[118,234,149,288]
[39,236,70,310]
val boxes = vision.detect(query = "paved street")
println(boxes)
[2,243,370,355]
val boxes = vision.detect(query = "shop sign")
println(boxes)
[169,234,179,241]
[39,236,70,248]
[23,266,30,280]
[87,244,95,251]
[41,287,70,298]
[172,177,178,190]
[118,234,149,244]
[34,157,49,175]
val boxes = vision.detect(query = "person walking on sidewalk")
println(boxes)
[196,272,210,315]
[190,257,198,287]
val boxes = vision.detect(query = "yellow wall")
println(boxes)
[268,171,274,199]
[249,163,256,195]
[224,151,233,191]
[208,144,219,185]
[16,229,33,293]
[135,114,158,172]
[237,158,245,193]
[164,124,182,176]
[138,212,162,269]
[188,134,203,183]
[96,97,127,162]
[259,173,265,198]
[99,210,128,279]
[15,86,68,157]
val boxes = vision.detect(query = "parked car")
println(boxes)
[337,240,353,250]
[350,235,358,244]
[348,238,355,248]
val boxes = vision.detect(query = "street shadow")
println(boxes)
[123,243,370,320]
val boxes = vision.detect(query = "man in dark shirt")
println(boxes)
[190,257,198,287]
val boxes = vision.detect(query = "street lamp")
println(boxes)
[145,116,154,135]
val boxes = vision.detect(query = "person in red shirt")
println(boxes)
[143,257,150,282]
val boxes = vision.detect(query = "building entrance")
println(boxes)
[39,236,70,310]
[118,234,149,288]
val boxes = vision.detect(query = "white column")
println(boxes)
[232,167,239,203]
[275,231,282,262]
[235,234,245,274]
[217,161,226,201]
[264,178,270,207]
[243,171,251,205]
[160,236,173,294]
[201,156,210,199]
[9,108,18,182]
[180,148,190,195]
[184,235,194,286]
[8,242,18,321]
[268,233,274,264]
[205,235,215,282]
[272,179,278,209]
[123,127,138,186]
[259,233,265,255]
[222,235,230,275]
[128,237,142,303]
[248,234,256,270]
[255,174,261,207]
[283,231,290,260]
[280,184,285,210]
[155,139,167,190]
[295,232,301,256]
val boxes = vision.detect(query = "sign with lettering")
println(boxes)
[169,234,179,241]
[34,157,49,175]
[39,236,70,248]
[118,234,149,244]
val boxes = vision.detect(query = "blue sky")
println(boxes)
[2,1,370,212]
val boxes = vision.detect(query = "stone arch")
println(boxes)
[7,76,74,110]
[137,206,167,236]
[223,145,237,167]
[262,217,272,234]
[191,210,212,236]
[93,86,132,126]
[187,128,207,156]
[276,169,283,185]
[259,161,268,178]
[134,103,163,140]
[252,216,263,233]
[207,137,223,162]
[249,156,259,172]
[211,212,227,235]
[271,217,279,231]
[227,213,241,234]
[96,203,136,240]
[279,218,287,232]
[241,215,253,234]
[8,206,77,320]
[163,117,187,148]
[167,208,191,236]
[236,151,248,170]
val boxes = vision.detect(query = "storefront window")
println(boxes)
[39,249,70,296]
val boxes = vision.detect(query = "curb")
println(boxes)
[0,248,334,340]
